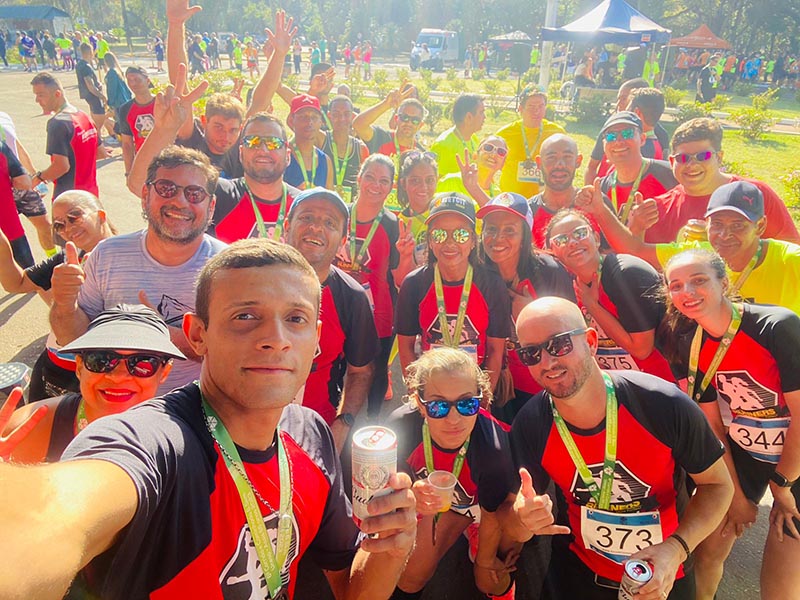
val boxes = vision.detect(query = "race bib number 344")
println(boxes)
[580,507,662,564]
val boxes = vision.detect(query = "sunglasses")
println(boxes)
[53,209,86,234]
[517,328,588,366]
[549,225,592,249]
[604,128,636,142]
[480,143,508,157]
[420,395,482,419]
[397,113,423,125]
[242,134,286,151]
[429,228,472,244]
[81,351,169,377]
[147,179,210,204]
[670,150,715,164]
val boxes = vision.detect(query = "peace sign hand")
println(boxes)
[153,63,209,134]
[0,387,48,461]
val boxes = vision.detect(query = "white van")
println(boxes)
[410,29,460,71]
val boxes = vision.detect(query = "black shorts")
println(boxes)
[544,540,695,600]
[13,188,47,217]
[84,94,104,116]
[728,434,800,534]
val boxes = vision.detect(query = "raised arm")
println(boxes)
[352,87,411,143]
[0,458,137,599]
[247,11,297,118]
[165,0,200,85]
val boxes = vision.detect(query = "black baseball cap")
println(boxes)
[704,181,764,222]
[600,111,643,134]
[425,193,476,226]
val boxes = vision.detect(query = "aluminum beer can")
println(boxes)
[618,559,653,600]
[352,426,397,527]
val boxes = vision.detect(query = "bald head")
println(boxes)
[540,134,578,156]
[517,297,586,346]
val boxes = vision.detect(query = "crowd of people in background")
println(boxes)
[1,5,800,600]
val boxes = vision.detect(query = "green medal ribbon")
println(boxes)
[422,420,470,481]
[201,394,293,598]
[75,399,89,433]
[687,303,742,402]
[245,181,288,242]
[291,142,317,189]
[330,132,351,189]
[520,122,545,161]
[611,159,648,223]
[349,207,384,271]
[550,371,618,510]
[729,241,763,295]
[433,264,473,348]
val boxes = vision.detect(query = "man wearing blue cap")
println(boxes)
[285,187,378,453]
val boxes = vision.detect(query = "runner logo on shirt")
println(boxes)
[219,512,300,599]
[335,239,373,275]
[135,113,155,139]
[570,461,654,512]
[153,294,193,327]
[716,370,779,416]
[424,314,480,347]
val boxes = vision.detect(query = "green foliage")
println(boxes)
[371,69,393,98]
[733,82,757,98]
[472,69,484,81]
[780,170,800,208]
[674,102,713,126]
[662,86,683,108]
[571,94,610,126]
[395,69,410,86]
[722,159,754,179]
[418,69,441,91]
[482,80,506,119]
[709,95,730,110]
[445,67,458,82]
[670,76,690,91]
[731,89,778,140]
[495,69,510,82]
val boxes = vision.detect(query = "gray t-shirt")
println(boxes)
[78,230,227,393]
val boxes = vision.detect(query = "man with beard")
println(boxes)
[503,297,733,599]
[285,187,378,453]
[49,146,226,394]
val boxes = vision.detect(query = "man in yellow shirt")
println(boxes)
[578,179,800,314]
[495,88,564,197]
[430,94,485,178]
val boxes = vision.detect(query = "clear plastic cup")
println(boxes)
[427,470,458,513]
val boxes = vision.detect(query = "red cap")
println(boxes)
[289,94,322,116]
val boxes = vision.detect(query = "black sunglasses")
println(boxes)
[147,179,210,204]
[420,395,482,419]
[82,351,170,378]
[397,113,423,125]
[53,209,86,234]
[517,328,588,366]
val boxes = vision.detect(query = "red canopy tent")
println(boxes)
[668,24,731,49]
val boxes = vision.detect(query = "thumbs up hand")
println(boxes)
[627,191,659,236]
[51,242,85,309]
[575,178,604,215]
[513,468,571,537]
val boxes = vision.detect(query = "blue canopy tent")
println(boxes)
[541,0,670,45]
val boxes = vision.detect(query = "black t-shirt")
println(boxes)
[75,58,98,100]
[699,65,718,101]
[511,371,724,582]
[25,248,86,290]
[177,118,243,179]
[386,405,517,518]
[62,383,361,600]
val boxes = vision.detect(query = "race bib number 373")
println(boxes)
[580,507,662,564]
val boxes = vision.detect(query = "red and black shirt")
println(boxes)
[395,263,512,365]
[62,383,361,600]
[211,178,300,243]
[333,210,400,338]
[117,98,156,151]
[511,371,724,583]
[46,108,99,198]
[387,405,517,520]
[302,267,379,424]
[599,159,677,215]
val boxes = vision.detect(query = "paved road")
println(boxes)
[0,64,772,598]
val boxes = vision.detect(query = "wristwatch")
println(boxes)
[335,413,355,428]
[770,471,796,488]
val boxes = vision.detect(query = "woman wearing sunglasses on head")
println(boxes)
[0,304,184,464]
[386,347,522,600]
[545,209,674,381]
[0,190,117,401]
[659,248,800,600]
[396,193,511,390]
[477,193,575,424]
[394,150,439,286]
